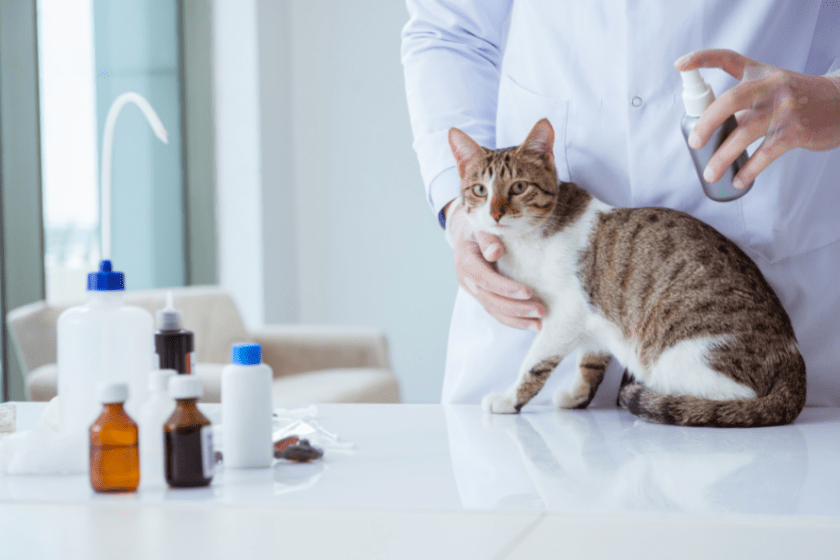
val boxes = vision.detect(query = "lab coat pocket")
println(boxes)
[496,74,571,182]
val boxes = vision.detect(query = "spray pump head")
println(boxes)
[680,69,715,117]
[156,291,183,331]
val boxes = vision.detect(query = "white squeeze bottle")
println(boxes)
[221,343,273,468]
[139,368,177,486]
[57,260,154,435]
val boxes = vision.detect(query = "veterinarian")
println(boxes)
[401,1,840,408]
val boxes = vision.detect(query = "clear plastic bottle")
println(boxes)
[221,343,273,468]
[57,260,154,434]
[89,382,140,493]
[139,369,176,487]
[164,375,214,488]
[679,69,753,202]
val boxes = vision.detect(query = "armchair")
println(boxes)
[6,286,400,404]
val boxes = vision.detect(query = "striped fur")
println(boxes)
[450,119,806,427]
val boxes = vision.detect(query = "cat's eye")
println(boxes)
[471,184,487,197]
[510,182,528,195]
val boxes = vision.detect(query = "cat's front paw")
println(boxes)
[482,392,519,414]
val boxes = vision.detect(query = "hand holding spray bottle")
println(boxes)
[679,69,753,201]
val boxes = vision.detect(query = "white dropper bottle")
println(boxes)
[679,69,753,201]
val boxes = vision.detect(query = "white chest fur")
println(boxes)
[490,199,609,322]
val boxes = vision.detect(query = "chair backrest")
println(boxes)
[6,286,251,377]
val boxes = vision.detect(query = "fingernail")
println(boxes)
[733,177,743,190]
[484,243,501,259]
[527,308,543,318]
[528,323,540,332]
[703,165,714,182]
[675,54,689,67]
[512,289,531,300]
[688,132,701,149]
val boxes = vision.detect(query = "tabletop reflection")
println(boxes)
[445,405,808,514]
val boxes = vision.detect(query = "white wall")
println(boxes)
[214,0,456,404]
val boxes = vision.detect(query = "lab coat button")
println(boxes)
[631,96,643,107]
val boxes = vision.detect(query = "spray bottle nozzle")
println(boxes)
[156,291,183,331]
[680,69,715,118]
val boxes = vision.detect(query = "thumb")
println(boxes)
[474,230,504,262]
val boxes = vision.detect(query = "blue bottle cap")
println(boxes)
[231,343,262,365]
[87,260,125,291]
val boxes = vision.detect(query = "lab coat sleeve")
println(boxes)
[401,0,513,221]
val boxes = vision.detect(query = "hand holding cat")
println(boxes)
[675,49,840,189]
[448,201,545,331]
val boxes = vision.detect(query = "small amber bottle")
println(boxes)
[89,382,140,493]
[164,375,214,488]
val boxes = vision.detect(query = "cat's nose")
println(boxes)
[489,196,506,222]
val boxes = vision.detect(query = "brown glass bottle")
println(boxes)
[89,383,140,493]
[164,375,214,488]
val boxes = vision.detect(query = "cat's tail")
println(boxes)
[617,358,807,428]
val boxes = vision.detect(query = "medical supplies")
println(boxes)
[679,69,753,201]
[57,260,154,434]
[155,292,195,374]
[221,343,273,468]
[89,382,140,493]
[164,375,214,487]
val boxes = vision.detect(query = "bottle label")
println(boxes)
[201,426,214,478]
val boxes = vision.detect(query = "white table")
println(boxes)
[1,402,838,559]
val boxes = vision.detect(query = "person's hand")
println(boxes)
[448,202,545,331]
[675,49,840,189]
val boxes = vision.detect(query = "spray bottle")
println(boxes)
[680,69,753,201]
[56,92,169,437]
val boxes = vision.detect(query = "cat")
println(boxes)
[448,118,806,427]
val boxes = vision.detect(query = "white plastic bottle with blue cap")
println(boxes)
[57,260,155,437]
[221,343,273,468]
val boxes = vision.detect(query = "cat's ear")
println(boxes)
[518,118,555,159]
[449,127,485,177]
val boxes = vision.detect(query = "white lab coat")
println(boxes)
[402,0,840,407]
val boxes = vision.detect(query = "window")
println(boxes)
[2,0,215,401]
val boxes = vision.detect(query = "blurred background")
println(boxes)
[0,0,455,404]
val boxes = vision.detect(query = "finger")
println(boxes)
[674,48,752,80]
[689,78,769,150]
[490,312,542,332]
[480,300,542,331]
[703,110,768,183]
[732,131,790,189]
[458,250,533,300]
[473,230,504,262]
[472,285,546,320]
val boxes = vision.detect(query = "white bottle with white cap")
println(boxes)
[221,343,273,468]
[679,69,753,201]
[138,369,176,486]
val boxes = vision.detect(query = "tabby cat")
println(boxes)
[449,118,806,427]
